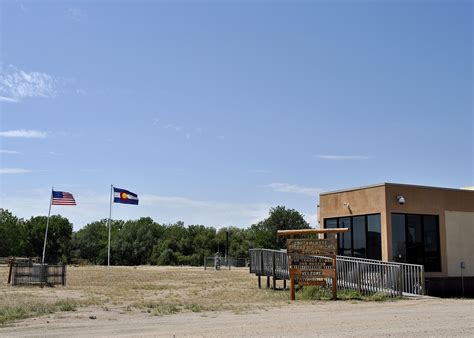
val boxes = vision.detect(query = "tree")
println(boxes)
[114,217,163,265]
[249,206,310,250]
[0,209,26,257]
[70,219,111,264]
[24,215,73,263]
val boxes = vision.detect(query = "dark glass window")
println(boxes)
[391,214,406,263]
[352,216,366,258]
[324,218,337,239]
[406,215,424,265]
[391,213,441,272]
[367,214,382,260]
[423,215,441,272]
[324,214,381,260]
[339,217,352,256]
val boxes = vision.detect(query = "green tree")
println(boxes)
[24,215,73,263]
[70,219,114,264]
[114,217,163,265]
[0,209,26,257]
[249,206,310,249]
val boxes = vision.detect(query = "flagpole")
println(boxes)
[107,184,113,267]
[42,187,53,264]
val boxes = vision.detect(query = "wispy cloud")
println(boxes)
[0,150,21,154]
[263,182,322,197]
[317,154,371,160]
[0,96,19,103]
[65,8,86,22]
[251,169,271,174]
[0,65,59,102]
[0,168,31,174]
[164,123,182,132]
[0,130,47,138]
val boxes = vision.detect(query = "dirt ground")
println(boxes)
[1,266,473,336]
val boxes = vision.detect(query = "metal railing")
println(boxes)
[204,256,248,270]
[249,249,424,296]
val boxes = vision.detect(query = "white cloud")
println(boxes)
[0,65,59,102]
[0,130,47,138]
[0,96,19,103]
[0,150,21,154]
[317,155,371,160]
[75,88,86,95]
[0,168,30,174]
[264,182,322,197]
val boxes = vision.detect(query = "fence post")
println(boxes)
[272,251,276,289]
[398,265,403,297]
[7,259,13,284]
[204,257,207,270]
[62,264,66,286]
[356,261,361,293]
[420,266,425,296]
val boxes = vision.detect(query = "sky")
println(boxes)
[0,0,472,231]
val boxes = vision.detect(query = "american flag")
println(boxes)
[52,191,76,205]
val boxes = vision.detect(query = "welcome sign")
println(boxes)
[278,229,348,301]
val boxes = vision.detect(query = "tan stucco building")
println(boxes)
[319,183,474,297]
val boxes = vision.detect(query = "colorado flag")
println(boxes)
[113,187,139,205]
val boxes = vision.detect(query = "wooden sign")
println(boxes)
[277,228,349,301]
[287,238,337,300]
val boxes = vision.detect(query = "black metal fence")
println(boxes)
[10,262,67,287]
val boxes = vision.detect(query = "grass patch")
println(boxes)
[151,304,180,316]
[185,304,203,313]
[298,286,400,302]
[55,300,78,312]
[0,299,79,326]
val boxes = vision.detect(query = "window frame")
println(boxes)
[324,213,381,260]
[391,213,441,272]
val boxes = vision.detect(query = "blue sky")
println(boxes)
[1,1,472,230]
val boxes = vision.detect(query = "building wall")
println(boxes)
[445,211,474,277]
[320,183,474,278]
[385,184,474,278]
[319,185,389,260]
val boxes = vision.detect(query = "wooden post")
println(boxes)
[7,258,13,284]
[290,276,295,300]
[258,275,261,288]
[266,276,270,288]
[283,279,286,290]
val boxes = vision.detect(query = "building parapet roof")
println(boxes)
[320,182,474,196]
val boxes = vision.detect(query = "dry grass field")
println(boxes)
[0,265,290,323]
[1,265,473,336]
